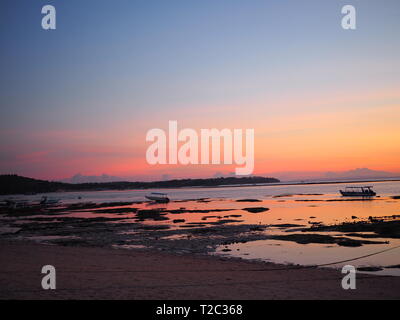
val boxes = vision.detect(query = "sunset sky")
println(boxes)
[1,0,399,181]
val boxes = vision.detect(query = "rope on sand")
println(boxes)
[316,244,400,267]
[249,244,400,272]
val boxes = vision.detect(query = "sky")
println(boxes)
[0,0,399,181]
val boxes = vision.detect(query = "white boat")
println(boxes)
[340,186,376,197]
[3,199,30,209]
[145,192,170,203]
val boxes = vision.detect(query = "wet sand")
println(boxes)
[1,241,399,300]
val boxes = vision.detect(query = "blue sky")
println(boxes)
[1,0,399,180]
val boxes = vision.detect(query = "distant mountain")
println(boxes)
[0,174,280,195]
[60,173,124,184]
[267,168,400,182]
[323,168,399,180]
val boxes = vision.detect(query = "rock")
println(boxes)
[357,266,384,272]
[242,207,269,213]
[385,264,400,269]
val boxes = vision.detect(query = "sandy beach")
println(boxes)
[1,241,399,300]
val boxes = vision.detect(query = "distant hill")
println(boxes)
[0,174,280,195]
[60,173,124,184]
[0,175,68,195]
[323,168,399,180]
[266,168,400,182]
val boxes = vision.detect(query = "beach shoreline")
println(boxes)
[1,240,399,300]
[2,175,400,197]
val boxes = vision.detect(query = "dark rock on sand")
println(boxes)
[180,224,207,228]
[344,232,378,239]
[242,207,269,213]
[136,209,169,221]
[269,233,386,247]
[273,193,322,198]
[307,219,400,239]
[325,198,381,202]
[357,266,384,272]
[385,264,400,269]
[207,219,244,225]
[308,221,323,226]
[166,208,233,214]
[270,224,305,228]
[70,202,135,210]
[201,216,219,220]
[249,226,267,231]
[93,208,138,214]
[139,225,170,230]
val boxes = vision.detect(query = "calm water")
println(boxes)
[2,180,400,204]
[2,180,400,275]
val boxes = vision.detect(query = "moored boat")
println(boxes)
[40,196,60,205]
[340,186,376,196]
[145,192,170,203]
